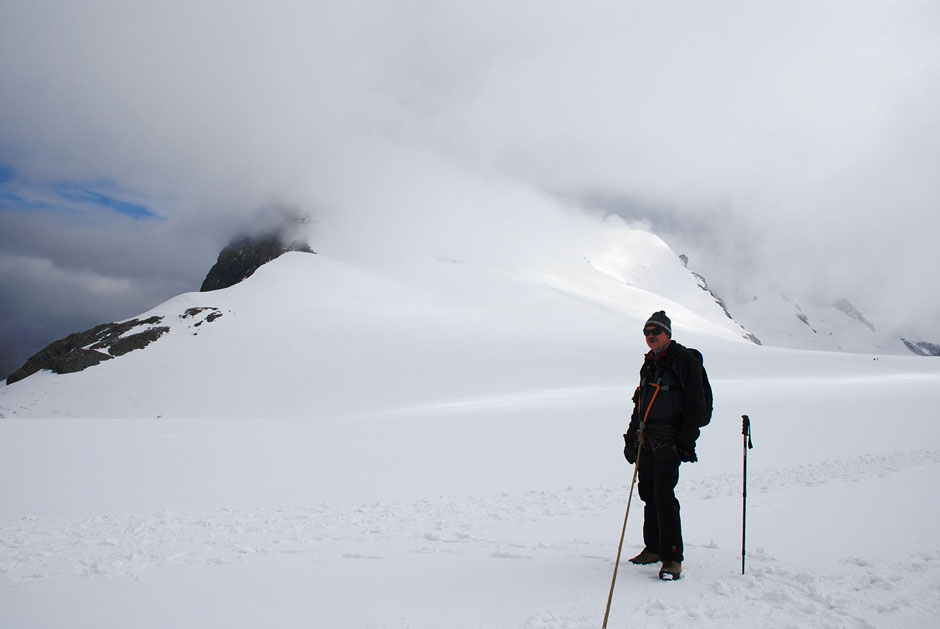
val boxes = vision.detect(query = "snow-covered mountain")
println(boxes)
[717,284,939,356]
[0,217,754,418]
[677,253,940,357]
[2,206,935,418]
[2,213,940,628]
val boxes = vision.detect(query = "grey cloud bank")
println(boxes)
[2,0,939,375]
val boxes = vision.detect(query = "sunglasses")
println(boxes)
[644,328,663,337]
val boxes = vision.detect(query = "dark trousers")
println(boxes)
[637,443,683,561]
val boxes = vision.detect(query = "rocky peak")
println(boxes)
[5,317,170,385]
[832,298,876,332]
[901,338,940,357]
[200,234,314,292]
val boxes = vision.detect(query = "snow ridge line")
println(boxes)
[2,449,937,584]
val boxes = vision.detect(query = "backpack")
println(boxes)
[641,344,714,427]
[685,348,713,426]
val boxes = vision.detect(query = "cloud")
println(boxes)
[1,0,939,374]
[5,2,937,216]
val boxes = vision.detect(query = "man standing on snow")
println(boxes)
[623,311,706,580]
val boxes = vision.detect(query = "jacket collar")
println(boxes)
[646,340,674,363]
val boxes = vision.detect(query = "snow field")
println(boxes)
[3,363,940,628]
[2,238,939,627]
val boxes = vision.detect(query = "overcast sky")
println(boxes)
[2,0,939,377]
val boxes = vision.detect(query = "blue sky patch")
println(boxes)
[0,191,50,210]
[0,162,15,185]
[0,167,162,220]
[54,183,160,220]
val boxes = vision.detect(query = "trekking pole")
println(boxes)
[603,383,660,629]
[741,414,753,575]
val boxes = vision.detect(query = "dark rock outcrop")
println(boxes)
[901,339,940,357]
[682,254,762,345]
[182,307,223,326]
[200,234,314,292]
[6,317,170,385]
[832,298,876,332]
[796,312,817,333]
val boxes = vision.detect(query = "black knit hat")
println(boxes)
[644,311,672,336]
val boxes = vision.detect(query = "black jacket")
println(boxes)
[626,341,706,450]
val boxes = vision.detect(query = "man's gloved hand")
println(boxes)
[676,443,697,463]
[623,433,638,464]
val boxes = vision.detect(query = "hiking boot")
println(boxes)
[628,550,661,565]
[659,560,682,580]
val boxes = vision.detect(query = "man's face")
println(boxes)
[644,326,670,352]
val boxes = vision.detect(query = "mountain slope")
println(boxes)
[723,286,940,355]
[0,220,752,419]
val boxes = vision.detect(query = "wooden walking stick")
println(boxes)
[603,383,661,628]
